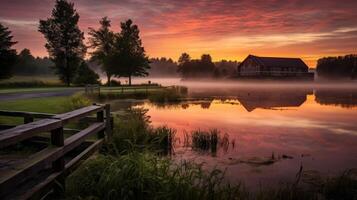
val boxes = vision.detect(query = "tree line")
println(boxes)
[177,53,238,79]
[316,54,357,79]
[0,0,149,86]
[1,0,239,84]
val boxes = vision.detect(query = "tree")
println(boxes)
[39,0,86,86]
[88,17,115,86]
[110,19,150,85]
[13,48,36,75]
[74,62,100,85]
[0,23,17,79]
[317,54,357,79]
[178,53,191,65]
[177,53,216,78]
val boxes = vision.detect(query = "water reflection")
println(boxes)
[315,88,357,108]
[107,86,357,188]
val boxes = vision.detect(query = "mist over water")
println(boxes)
[106,77,357,188]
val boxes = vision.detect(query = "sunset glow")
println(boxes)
[1,0,357,67]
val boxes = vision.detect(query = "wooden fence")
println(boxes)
[0,104,112,199]
[84,84,100,95]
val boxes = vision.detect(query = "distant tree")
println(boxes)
[0,23,17,79]
[13,49,54,75]
[13,48,36,74]
[74,62,100,85]
[110,19,150,85]
[88,17,115,86]
[149,57,178,77]
[317,54,357,79]
[214,60,239,78]
[178,53,191,65]
[177,53,216,78]
[39,0,86,86]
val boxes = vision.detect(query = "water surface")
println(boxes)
[111,79,357,188]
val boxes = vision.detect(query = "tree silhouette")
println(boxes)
[177,53,216,78]
[110,19,150,85]
[178,53,191,65]
[88,17,115,86]
[13,49,54,75]
[0,23,17,79]
[317,54,357,79]
[74,62,100,85]
[39,0,86,86]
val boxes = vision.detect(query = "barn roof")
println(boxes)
[244,55,308,69]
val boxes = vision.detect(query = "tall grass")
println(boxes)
[102,108,176,155]
[66,152,245,200]
[189,129,230,154]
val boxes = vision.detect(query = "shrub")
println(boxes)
[73,62,100,86]
[62,94,91,112]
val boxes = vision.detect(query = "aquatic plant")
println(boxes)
[191,129,230,154]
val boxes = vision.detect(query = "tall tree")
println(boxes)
[39,0,86,86]
[0,23,17,79]
[88,17,115,86]
[111,19,150,85]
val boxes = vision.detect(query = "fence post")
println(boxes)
[105,104,112,140]
[97,108,105,139]
[24,115,34,124]
[51,126,65,196]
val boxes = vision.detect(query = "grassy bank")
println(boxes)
[92,85,188,103]
[0,75,63,88]
[0,94,91,125]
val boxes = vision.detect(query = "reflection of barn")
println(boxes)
[237,55,314,79]
[315,89,357,108]
[236,89,311,112]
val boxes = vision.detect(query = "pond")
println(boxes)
[108,79,357,188]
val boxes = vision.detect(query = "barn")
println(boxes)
[237,55,314,79]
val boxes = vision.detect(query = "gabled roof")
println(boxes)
[243,55,308,69]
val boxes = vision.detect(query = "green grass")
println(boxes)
[0,75,60,84]
[66,152,244,200]
[0,87,78,94]
[0,94,91,125]
[102,108,175,155]
[0,75,63,88]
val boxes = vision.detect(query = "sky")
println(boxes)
[0,0,357,67]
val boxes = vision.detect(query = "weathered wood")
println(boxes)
[24,115,34,124]
[63,122,104,154]
[105,104,112,140]
[96,109,105,139]
[0,146,63,196]
[50,127,64,197]
[53,105,104,123]
[0,104,112,199]
[0,118,62,148]
[64,139,103,176]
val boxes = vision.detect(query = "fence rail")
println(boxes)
[0,104,112,199]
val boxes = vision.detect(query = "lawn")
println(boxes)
[0,75,61,84]
[0,87,79,94]
[0,96,70,125]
